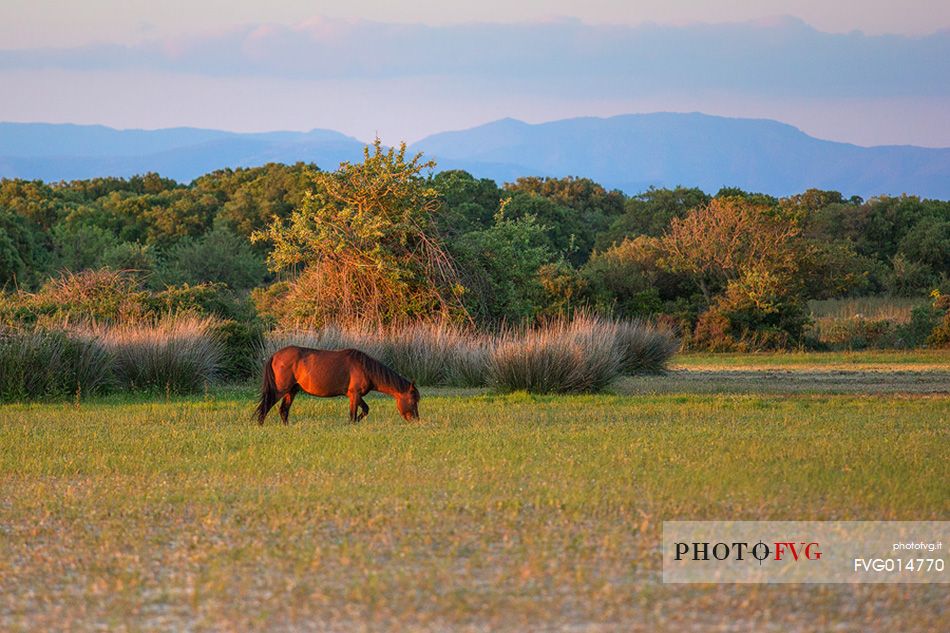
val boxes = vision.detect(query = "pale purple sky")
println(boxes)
[1,1,949,146]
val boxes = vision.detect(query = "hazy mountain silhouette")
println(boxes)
[412,113,950,198]
[0,123,367,182]
[2,114,949,198]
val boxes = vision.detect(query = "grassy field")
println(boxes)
[1,354,948,631]
[676,348,949,370]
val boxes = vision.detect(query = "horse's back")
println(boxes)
[270,345,362,396]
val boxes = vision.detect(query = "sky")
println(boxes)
[1,1,949,146]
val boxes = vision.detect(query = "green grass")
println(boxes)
[1,388,947,631]
[678,348,949,369]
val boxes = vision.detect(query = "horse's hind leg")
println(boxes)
[279,385,300,425]
[356,397,369,422]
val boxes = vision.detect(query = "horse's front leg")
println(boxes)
[356,397,369,422]
[347,390,359,422]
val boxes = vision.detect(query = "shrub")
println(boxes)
[895,304,944,348]
[34,269,147,324]
[689,268,810,351]
[691,308,736,352]
[147,282,252,322]
[925,292,950,348]
[816,318,897,350]
[928,311,950,348]
[156,224,267,290]
[212,319,265,382]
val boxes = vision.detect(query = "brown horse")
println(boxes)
[255,346,420,424]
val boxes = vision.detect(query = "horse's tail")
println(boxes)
[255,355,278,424]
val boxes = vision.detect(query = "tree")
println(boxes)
[51,222,120,272]
[209,163,317,239]
[597,186,710,248]
[581,236,681,317]
[451,208,553,321]
[505,177,626,265]
[157,223,266,290]
[0,209,44,288]
[898,217,950,282]
[660,197,811,348]
[431,170,500,236]
[251,140,466,324]
[660,197,800,302]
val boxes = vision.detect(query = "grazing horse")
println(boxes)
[255,346,420,424]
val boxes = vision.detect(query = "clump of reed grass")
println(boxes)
[375,322,477,386]
[0,328,114,402]
[615,318,681,374]
[96,316,223,393]
[442,336,491,388]
[67,332,115,397]
[486,314,623,393]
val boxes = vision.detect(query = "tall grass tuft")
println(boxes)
[262,325,383,368]
[486,315,623,394]
[615,318,681,374]
[377,322,475,386]
[442,335,491,388]
[808,296,924,322]
[67,332,115,398]
[0,329,114,401]
[97,316,223,393]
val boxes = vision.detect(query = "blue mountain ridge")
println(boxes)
[1,113,948,198]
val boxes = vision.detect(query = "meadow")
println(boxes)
[1,351,947,631]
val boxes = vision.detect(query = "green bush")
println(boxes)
[895,304,944,348]
[690,268,810,351]
[212,319,265,382]
[818,318,897,350]
[147,282,252,322]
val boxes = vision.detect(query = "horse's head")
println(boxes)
[396,382,420,420]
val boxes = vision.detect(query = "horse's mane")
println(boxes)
[348,349,411,391]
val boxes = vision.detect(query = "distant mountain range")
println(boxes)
[2,113,949,198]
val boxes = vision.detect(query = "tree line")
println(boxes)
[1,141,948,350]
